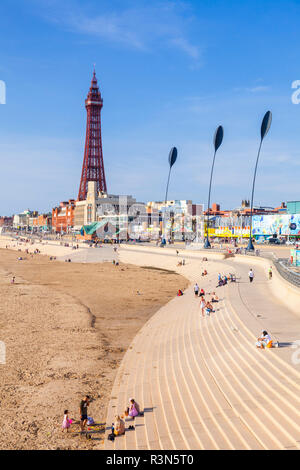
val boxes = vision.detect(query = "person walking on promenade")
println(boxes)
[200,298,206,317]
[194,283,199,297]
[268,266,273,280]
[249,269,254,283]
[79,395,90,432]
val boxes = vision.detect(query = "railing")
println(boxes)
[240,249,300,288]
[187,244,300,289]
[274,258,300,288]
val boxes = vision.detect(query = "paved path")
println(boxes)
[58,246,118,263]
[104,247,300,450]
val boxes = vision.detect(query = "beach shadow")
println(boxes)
[144,407,155,413]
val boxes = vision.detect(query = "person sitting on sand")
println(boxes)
[114,415,125,436]
[62,410,71,433]
[256,331,272,349]
[177,289,184,296]
[11,276,15,284]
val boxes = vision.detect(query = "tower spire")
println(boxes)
[78,70,107,201]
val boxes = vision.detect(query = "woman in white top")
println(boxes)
[249,269,254,283]
[256,331,272,349]
[200,298,206,317]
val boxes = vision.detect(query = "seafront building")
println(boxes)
[145,200,204,241]
[13,210,38,229]
[51,200,76,234]
[204,200,300,241]
[32,213,52,232]
[0,216,13,227]
[74,181,143,240]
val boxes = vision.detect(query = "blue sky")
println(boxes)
[0,0,300,215]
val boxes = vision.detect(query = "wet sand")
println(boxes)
[0,248,188,449]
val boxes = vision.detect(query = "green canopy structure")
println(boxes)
[80,220,119,237]
[80,222,101,236]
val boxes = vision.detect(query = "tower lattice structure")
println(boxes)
[78,70,107,201]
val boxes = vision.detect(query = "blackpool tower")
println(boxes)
[78,69,107,201]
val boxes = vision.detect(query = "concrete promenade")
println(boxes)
[0,235,117,263]
[105,245,300,450]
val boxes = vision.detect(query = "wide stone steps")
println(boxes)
[105,251,300,450]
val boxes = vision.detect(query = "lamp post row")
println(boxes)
[163,111,272,250]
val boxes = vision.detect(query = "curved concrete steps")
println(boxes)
[105,251,300,450]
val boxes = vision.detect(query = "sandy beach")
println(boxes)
[0,242,188,450]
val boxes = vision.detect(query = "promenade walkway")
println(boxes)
[105,247,300,450]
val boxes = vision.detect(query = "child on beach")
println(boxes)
[62,410,71,432]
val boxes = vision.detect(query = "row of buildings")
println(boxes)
[4,191,300,242]
[6,181,203,241]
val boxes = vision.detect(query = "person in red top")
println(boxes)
[199,288,205,297]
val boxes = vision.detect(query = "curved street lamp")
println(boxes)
[204,126,224,249]
[247,111,272,251]
[161,147,178,246]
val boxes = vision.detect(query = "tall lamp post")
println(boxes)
[247,111,272,251]
[204,126,224,249]
[161,147,178,246]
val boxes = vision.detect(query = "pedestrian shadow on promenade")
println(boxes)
[277,342,295,348]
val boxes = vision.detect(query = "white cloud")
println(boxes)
[36,0,201,62]
[170,37,200,60]
[247,85,270,93]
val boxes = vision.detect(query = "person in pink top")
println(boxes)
[125,398,140,423]
[62,410,71,433]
